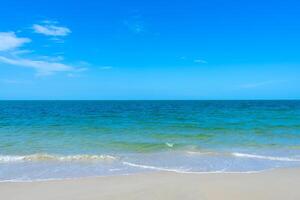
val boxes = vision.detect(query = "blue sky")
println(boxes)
[0,0,300,100]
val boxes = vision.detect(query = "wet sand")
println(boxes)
[1,168,300,200]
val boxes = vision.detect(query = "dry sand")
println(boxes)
[1,168,300,200]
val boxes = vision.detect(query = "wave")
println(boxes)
[122,161,191,173]
[0,154,117,163]
[186,150,300,162]
[186,151,220,156]
[165,142,174,147]
[1,151,299,164]
[231,153,300,162]
[122,161,261,174]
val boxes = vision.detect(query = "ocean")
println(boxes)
[0,100,300,181]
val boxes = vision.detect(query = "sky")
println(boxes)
[0,0,300,100]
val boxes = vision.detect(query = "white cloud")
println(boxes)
[0,79,32,84]
[74,67,88,72]
[0,32,31,51]
[124,14,145,34]
[11,49,34,55]
[239,80,283,89]
[0,27,87,76]
[37,55,64,62]
[41,20,59,24]
[0,56,75,76]
[67,73,80,78]
[194,59,207,64]
[33,23,71,36]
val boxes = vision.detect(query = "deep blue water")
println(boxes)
[0,100,300,181]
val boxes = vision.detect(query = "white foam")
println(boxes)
[122,161,261,174]
[186,151,300,162]
[109,168,123,172]
[0,154,117,163]
[0,155,24,162]
[165,142,174,147]
[122,161,187,173]
[231,153,300,162]
[186,151,219,156]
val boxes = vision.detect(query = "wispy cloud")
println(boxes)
[0,56,75,76]
[0,26,87,76]
[67,68,88,78]
[0,78,32,84]
[239,80,284,89]
[37,55,64,62]
[33,21,71,37]
[10,49,34,56]
[123,13,145,34]
[0,32,31,51]
[194,59,207,64]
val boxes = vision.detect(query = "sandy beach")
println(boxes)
[1,168,299,200]
[1,0,300,197]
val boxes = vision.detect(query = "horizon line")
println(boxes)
[1,99,300,101]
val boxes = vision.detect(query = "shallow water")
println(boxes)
[1,100,300,181]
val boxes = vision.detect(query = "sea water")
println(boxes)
[0,100,300,181]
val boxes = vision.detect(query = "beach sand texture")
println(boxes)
[1,168,299,200]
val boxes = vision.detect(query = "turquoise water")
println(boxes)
[1,100,300,181]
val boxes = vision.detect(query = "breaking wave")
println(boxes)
[0,154,118,163]
[231,153,300,162]
[186,150,300,162]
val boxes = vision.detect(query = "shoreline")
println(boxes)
[0,167,272,183]
[1,168,299,200]
[2,150,300,182]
